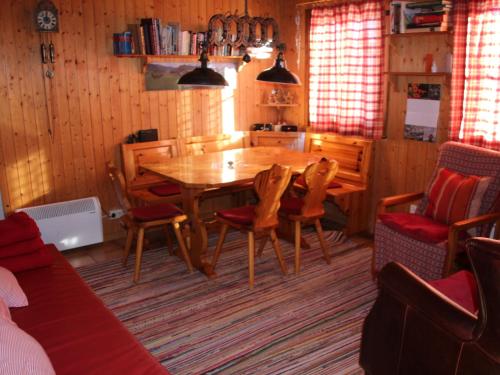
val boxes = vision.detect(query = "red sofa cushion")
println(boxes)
[11,245,169,375]
[131,203,183,222]
[216,205,255,226]
[0,237,45,259]
[280,197,304,216]
[379,213,449,244]
[0,212,40,247]
[424,167,491,225]
[429,270,478,314]
[295,175,342,189]
[0,247,54,273]
[148,182,181,197]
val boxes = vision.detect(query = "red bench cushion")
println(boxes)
[11,245,168,375]
[148,183,181,197]
[280,197,304,216]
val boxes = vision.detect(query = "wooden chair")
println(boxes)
[211,164,293,289]
[106,162,193,283]
[279,158,339,274]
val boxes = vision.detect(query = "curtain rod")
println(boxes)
[296,0,371,8]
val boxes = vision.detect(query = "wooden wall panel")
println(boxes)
[0,0,283,236]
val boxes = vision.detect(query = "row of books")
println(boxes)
[390,1,452,34]
[114,18,210,56]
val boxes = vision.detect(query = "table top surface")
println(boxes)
[141,147,323,189]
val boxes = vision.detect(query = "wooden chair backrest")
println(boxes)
[301,158,339,217]
[121,139,179,190]
[179,132,248,156]
[106,161,132,211]
[253,164,292,231]
[304,133,372,186]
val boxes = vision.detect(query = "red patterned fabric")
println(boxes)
[424,168,491,225]
[131,203,183,222]
[148,182,181,197]
[216,206,255,226]
[449,0,500,151]
[0,212,40,247]
[280,197,304,216]
[309,1,384,139]
[429,270,478,314]
[378,213,449,244]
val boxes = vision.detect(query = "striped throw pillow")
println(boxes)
[424,168,491,225]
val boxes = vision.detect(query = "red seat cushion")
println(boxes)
[379,213,449,244]
[424,167,491,225]
[148,182,181,197]
[216,205,255,226]
[429,270,478,314]
[295,175,342,189]
[0,237,45,259]
[280,197,304,216]
[0,247,54,273]
[131,203,183,222]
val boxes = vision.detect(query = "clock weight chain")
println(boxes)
[39,32,56,141]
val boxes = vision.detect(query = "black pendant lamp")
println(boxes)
[256,52,299,85]
[177,50,228,88]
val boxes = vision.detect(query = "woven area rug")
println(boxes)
[77,230,376,375]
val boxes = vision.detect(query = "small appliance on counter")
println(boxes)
[280,125,298,132]
[252,123,273,131]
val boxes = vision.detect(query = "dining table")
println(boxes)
[140,146,323,277]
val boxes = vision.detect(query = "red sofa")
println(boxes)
[10,244,168,375]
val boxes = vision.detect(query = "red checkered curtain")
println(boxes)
[450,0,500,151]
[309,1,384,139]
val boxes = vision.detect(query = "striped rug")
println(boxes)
[77,230,376,375]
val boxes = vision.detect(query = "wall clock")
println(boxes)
[34,0,59,33]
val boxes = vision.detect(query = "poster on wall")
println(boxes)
[145,62,237,91]
[404,83,441,143]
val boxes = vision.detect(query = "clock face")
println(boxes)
[37,10,57,31]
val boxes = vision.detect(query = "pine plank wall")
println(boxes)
[1,0,450,237]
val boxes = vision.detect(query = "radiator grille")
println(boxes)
[21,198,98,221]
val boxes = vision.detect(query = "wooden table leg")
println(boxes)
[181,187,216,278]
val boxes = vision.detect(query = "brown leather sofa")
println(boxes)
[359,237,500,375]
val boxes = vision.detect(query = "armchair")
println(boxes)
[373,141,500,280]
[360,237,500,374]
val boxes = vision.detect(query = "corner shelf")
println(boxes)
[257,103,298,123]
[384,31,450,38]
[385,72,451,92]
[115,54,248,72]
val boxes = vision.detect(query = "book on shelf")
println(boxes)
[113,32,132,55]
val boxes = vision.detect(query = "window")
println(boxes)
[450,0,500,151]
[308,1,384,139]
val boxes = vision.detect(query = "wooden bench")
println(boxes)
[121,139,182,205]
[179,132,249,156]
[303,133,373,234]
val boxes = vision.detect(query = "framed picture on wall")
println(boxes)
[404,83,441,143]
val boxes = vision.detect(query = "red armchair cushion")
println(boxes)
[280,197,304,216]
[148,182,181,197]
[379,213,449,244]
[295,175,342,189]
[216,205,255,226]
[131,203,183,222]
[0,246,54,273]
[0,212,40,247]
[0,237,45,259]
[428,270,478,314]
[424,167,491,225]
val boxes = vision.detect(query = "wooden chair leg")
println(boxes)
[248,231,255,289]
[123,226,134,266]
[172,222,193,273]
[270,229,287,275]
[315,218,331,264]
[211,224,228,270]
[257,237,268,257]
[294,220,301,274]
[133,227,145,283]
[165,225,173,255]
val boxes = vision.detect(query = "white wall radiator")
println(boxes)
[16,197,103,251]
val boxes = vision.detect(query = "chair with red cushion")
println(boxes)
[211,164,293,289]
[106,162,193,283]
[279,158,339,274]
[373,141,500,280]
[360,237,500,374]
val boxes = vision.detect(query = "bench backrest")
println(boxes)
[179,132,249,156]
[304,133,373,186]
[121,139,180,190]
